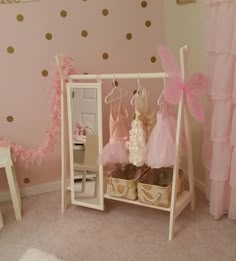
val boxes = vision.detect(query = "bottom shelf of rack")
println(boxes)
[104,190,192,214]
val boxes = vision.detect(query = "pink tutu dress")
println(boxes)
[145,101,177,168]
[101,100,129,166]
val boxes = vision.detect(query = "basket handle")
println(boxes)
[109,184,129,198]
[140,189,162,204]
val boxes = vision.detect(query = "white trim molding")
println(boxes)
[0,180,61,202]
[194,177,205,193]
[0,0,39,4]
[0,178,206,202]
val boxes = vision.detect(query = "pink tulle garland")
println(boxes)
[0,56,77,166]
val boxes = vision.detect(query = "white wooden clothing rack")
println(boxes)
[59,46,195,240]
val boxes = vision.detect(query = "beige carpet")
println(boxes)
[0,190,235,261]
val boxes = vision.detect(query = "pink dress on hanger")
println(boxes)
[146,101,177,168]
[100,101,129,166]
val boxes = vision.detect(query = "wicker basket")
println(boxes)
[138,168,184,207]
[107,164,149,200]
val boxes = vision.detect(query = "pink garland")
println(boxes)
[0,56,77,166]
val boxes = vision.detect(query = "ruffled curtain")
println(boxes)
[203,0,236,219]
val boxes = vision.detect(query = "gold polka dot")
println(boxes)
[16,14,24,22]
[102,9,109,16]
[141,1,147,8]
[45,33,53,40]
[145,20,151,27]
[60,10,67,17]
[24,178,30,184]
[7,46,15,54]
[141,1,148,8]
[102,53,109,60]
[150,56,157,63]
[6,116,14,123]
[126,33,132,40]
[81,30,88,37]
[42,70,48,77]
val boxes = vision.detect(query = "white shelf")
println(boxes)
[175,190,192,218]
[104,190,191,213]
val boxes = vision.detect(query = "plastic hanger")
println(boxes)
[131,73,141,105]
[104,73,125,104]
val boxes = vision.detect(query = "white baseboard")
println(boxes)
[0,176,206,203]
[183,172,205,193]
[0,180,61,203]
[194,177,205,193]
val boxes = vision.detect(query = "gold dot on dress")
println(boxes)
[150,56,157,63]
[145,20,151,27]
[102,9,109,16]
[60,10,67,17]
[102,53,109,60]
[42,70,48,77]
[141,1,148,8]
[81,30,88,37]
[126,33,132,40]
[45,33,53,40]
[7,46,15,54]
[6,116,14,123]
[16,14,24,22]
[24,178,30,184]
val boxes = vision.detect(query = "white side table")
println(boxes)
[0,147,22,220]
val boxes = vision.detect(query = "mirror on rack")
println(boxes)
[66,82,104,210]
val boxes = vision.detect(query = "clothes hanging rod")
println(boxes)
[69,72,167,80]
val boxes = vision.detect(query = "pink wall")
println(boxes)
[0,0,165,191]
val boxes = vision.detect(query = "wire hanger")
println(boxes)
[131,73,141,105]
[157,74,166,106]
[104,73,125,104]
[156,75,167,115]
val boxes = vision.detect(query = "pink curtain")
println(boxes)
[203,0,236,219]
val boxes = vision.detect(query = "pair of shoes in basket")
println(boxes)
[107,165,184,207]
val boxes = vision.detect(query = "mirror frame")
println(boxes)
[66,82,104,211]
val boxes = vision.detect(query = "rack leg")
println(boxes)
[169,211,175,240]
[61,132,71,213]
[61,81,71,213]
[169,169,179,240]
[61,169,67,213]
[183,108,195,211]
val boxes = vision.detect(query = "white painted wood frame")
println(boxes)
[66,82,104,211]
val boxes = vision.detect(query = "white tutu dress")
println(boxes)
[129,88,151,167]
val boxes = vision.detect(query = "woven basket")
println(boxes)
[138,168,184,207]
[107,164,149,200]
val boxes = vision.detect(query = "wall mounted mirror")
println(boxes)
[66,82,104,211]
